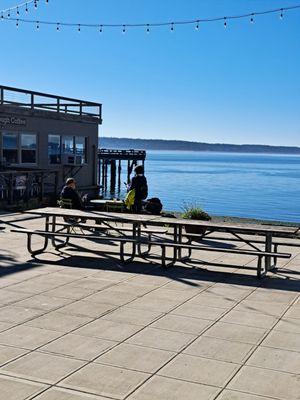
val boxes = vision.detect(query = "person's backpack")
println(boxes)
[124,189,135,210]
[145,197,163,215]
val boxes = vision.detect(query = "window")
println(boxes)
[48,135,61,164]
[75,136,87,163]
[2,133,18,164]
[63,136,74,154]
[21,134,36,163]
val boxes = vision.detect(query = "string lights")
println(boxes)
[0,3,299,34]
[0,0,49,18]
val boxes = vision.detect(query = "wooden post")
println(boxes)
[118,160,121,192]
[127,160,131,184]
[110,160,116,195]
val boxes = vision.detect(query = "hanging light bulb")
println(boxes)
[250,13,255,23]
[34,0,38,9]
[46,0,49,3]
[223,17,227,28]
[122,25,126,34]
[78,24,81,33]
[16,7,20,16]
[25,3,28,12]
[195,20,200,30]
[16,19,19,28]
[99,25,103,33]
[37,20,39,29]
[1,12,4,20]
[146,24,150,33]
[280,8,284,20]
[7,10,11,18]
[170,22,174,32]
[56,22,60,31]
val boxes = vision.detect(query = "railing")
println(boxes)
[0,85,102,122]
[98,148,146,160]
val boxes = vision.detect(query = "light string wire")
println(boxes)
[1,0,35,14]
[0,3,299,30]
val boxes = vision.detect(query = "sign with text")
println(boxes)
[0,116,27,128]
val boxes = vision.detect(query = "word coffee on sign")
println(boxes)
[0,116,27,127]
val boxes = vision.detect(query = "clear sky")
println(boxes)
[0,0,299,146]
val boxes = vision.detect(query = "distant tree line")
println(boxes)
[99,137,300,154]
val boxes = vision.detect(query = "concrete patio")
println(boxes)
[0,212,300,400]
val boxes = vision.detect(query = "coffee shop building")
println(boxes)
[0,85,102,209]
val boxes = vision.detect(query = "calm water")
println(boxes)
[137,151,300,223]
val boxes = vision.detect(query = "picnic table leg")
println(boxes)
[51,216,70,250]
[120,223,138,263]
[26,216,50,255]
[264,233,273,274]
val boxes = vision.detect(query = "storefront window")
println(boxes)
[21,134,36,163]
[63,136,74,154]
[48,135,61,164]
[75,136,87,163]
[2,133,18,164]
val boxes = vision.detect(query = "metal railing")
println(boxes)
[0,85,102,122]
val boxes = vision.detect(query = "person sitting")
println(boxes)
[60,178,84,210]
[127,165,148,213]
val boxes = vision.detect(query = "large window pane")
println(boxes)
[21,134,36,163]
[63,136,74,154]
[75,136,87,163]
[3,133,18,164]
[48,134,61,164]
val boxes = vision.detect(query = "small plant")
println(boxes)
[181,203,211,221]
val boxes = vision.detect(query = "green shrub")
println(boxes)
[181,204,211,221]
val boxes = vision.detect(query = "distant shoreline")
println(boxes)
[99,137,300,155]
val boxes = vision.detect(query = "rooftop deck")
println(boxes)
[0,85,102,124]
[0,212,300,399]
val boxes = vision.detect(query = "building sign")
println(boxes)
[15,175,27,190]
[0,116,27,128]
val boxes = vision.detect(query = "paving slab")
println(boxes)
[0,325,63,350]
[150,314,212,335]
[262,330,300,353]
[233,299,289,317]
[45,285,97,300]
[184,336,254,363]
[228,365,300,400]
[247,345,300,374]
[58,300,115,318]
[0,345,28,366]
[84,289,138,306]
[203,321,267,344]
[127,375,220,400]
[33,387,107,399]
[126,327,196,352]
[188,293,238,309]
[158,353,239,387]
[59,363,150,399]
[1,351,85,384]
[95,343,175,373]
[220,310,278,329]
[128,296,179,313]
[40,333,116,361]
[216,390,277,400]
[74,319,142,341]
[0,305,45,324]
[13,294,74,311]
[273,317,300,334]
[0,289,32,306]
[171,302,226,321]
[0,374,48,400]
[102,306,162,326]
[25,311,93,333]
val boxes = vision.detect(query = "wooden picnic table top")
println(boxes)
[26,208,299,237]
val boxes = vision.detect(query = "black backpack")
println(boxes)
[145,198,163,215]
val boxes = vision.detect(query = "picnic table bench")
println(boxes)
[11,207,299,278]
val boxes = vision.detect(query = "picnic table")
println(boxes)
[11,207,300,278]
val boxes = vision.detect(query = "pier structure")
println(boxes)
[98,148,146,196]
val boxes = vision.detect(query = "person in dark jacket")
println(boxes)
[128,165,148,213]
[60,178,84,210]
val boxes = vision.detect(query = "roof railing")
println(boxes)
[0,85,102,123]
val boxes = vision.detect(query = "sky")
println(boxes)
[0,0,299,146]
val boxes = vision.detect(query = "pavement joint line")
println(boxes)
[212,286,300,400]
[216,387,278,400]
[1,218,300,399]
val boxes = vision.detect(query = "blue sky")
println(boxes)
[0,0,299,146]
